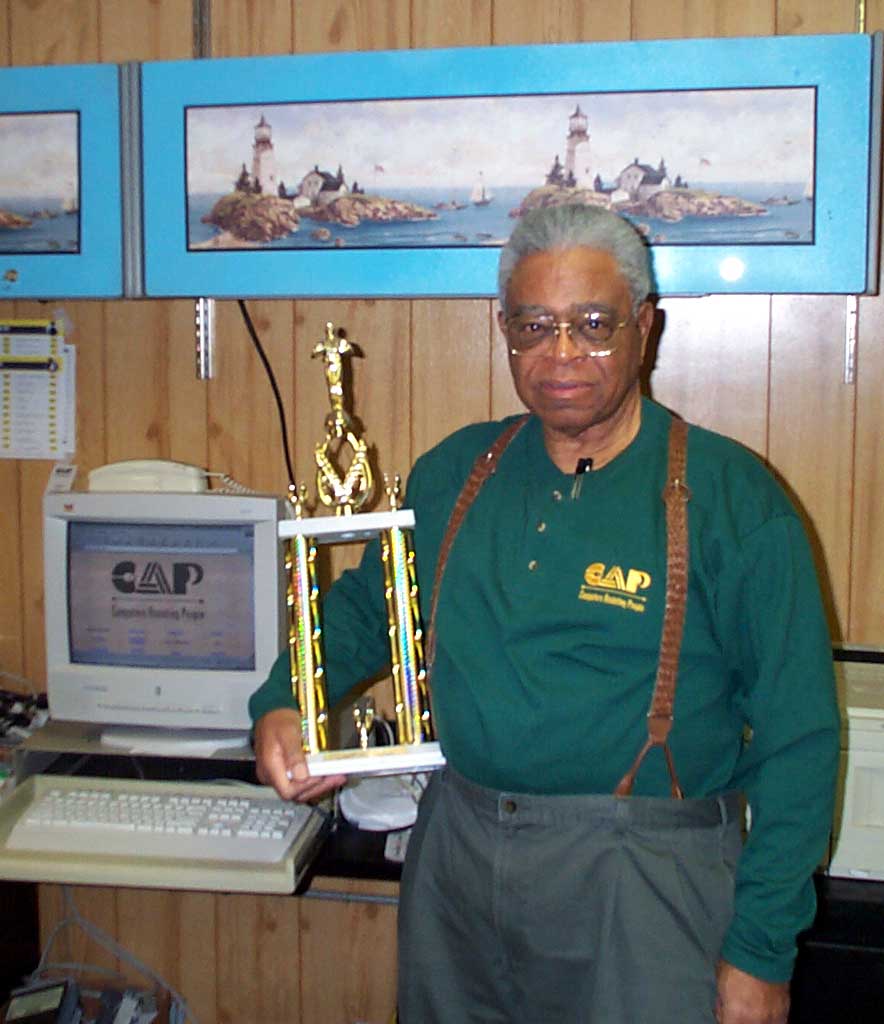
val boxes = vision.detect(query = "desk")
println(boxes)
[7,726,884,1023]
[4,724,399,1023]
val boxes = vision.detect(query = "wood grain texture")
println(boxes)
[412,0,493,47]
[632,0,775,38]
[103,302,171,462]
[650,295,770,456]
[0,2,10,64]
[293,0,411,52]
[211,0,294,57]
[208,299,295,495]
[491,307,527,420]
[37,885,119,976]
[216,892,301,1024]
[775,0,857,33]
[98,0,193,61]
[491,0,630,43]
[8,0,100,63]
[852,291,884,641]
[769,295,854,638]
[65,302,109,476]
[299,878,398,1024]
[412,299,493,456]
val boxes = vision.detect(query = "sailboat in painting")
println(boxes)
[471,172,493,206]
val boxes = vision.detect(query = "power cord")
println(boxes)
[28,886,198,1022]
[236,299,297,492]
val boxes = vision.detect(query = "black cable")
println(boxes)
[236,299,297,490]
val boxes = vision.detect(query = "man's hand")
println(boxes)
[715,960,790,1024]
[253,708,346,802]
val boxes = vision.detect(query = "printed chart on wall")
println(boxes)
[0,319,75,459]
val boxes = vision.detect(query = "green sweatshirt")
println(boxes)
[250,397,839,983]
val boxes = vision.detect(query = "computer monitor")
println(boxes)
[43,490,287,754]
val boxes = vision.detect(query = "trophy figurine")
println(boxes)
[277,322,444,776]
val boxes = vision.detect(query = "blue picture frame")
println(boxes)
[141,34,882,298]
[0,63,123,299]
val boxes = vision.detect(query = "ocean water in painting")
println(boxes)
[187,181,812,252]
[0,195,79,254]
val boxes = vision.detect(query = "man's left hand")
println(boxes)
[715,960,790,1024]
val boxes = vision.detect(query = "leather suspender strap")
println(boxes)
[425,415,529,674]
[424,413,691,801]
[614,416,690,799]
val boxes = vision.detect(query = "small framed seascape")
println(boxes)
[0,63,123,299]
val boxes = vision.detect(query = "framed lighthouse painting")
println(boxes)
[141,33,881,298]
[0,62,123,299]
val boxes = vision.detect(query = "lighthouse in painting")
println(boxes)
[251,114,278,195]
[564,105,589,184]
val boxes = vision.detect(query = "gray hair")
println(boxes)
[498,204,654,311]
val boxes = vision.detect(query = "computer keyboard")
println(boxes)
[6,778,318,864]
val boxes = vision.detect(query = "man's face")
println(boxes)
[499,246,653,440]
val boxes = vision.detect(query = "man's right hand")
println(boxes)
[253,707,346,802]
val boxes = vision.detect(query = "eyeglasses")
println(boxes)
[504,304,633,358]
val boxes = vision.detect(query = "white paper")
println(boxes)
[0,321,75,459]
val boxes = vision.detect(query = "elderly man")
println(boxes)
[250,204,839,1024]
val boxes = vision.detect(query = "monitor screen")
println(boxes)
[68,520,256,672]
[44,491,286,751]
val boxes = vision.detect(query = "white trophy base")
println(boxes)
[307,741,445,778]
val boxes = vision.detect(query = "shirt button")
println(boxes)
[528,559,538,571]
[536,521,547,533]
[503,798,517,814]
[552,490,563,502]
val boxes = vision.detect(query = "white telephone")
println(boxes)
[87,459,208,493]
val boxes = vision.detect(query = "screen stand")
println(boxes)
[99,726,250,757]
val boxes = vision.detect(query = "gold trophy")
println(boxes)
[277,323,444,776]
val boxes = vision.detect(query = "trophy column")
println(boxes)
[278,322,444,777]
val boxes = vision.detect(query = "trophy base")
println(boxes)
[307,741,445,778]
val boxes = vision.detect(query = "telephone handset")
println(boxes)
[88,459,208,493]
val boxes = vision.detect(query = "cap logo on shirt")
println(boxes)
[579,562,651,613]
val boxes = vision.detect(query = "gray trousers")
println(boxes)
[398,768,742,1024]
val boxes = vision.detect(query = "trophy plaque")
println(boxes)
[277,322,445,777]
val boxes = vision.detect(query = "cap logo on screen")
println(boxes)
[111,560,204,595]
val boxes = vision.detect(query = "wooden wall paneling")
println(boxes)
[631,0,775,39]
[411,299,493,454]
[292,0,411,53]
[38,884,120,977]
[65,302,109,477]
[165,301,210,469]
[775,0,857,34]
[205,300,294,494]
[490,0,631,44]
[8,0,99,63]
[0,461,24,680]
[172,891,219,1024]
[0,1,9,63]
[412,0,493,48]
[211,0,294,58]
[97,0,194,61]
[649,295,770,455]
[490,312,528,420]
[769,295,854,638]
[102,302,172,462]
[215,892,301,1024]
[114,889,202,993]
[299,878,399,1024]
[869,0,884,33]
[851,294,884,642]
